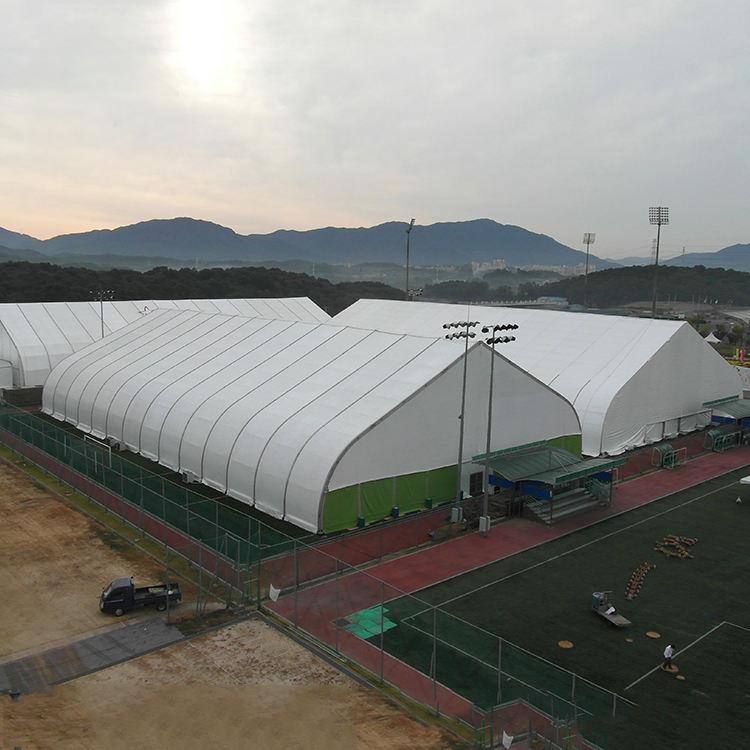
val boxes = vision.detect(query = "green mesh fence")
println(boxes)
[0,405,314,566]
[0,404,635,748]
[361,589,634,748]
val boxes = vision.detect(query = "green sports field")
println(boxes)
[363,466,750,749]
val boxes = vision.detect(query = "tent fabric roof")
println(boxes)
[712,398,750,419]
[488,445,625,485]
[0,298,329,387]
[42,309,581,533]
[331,299,742,456]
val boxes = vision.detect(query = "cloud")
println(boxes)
[0,0,748,258]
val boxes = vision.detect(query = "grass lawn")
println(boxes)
[364,466,750,749]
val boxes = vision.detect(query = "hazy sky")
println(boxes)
[1,1,748,259]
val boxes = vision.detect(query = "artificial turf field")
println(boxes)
[363,465,750,749]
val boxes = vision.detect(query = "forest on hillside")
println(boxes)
[424,265,750,307]
[539,265,750,307]
[0,261,405,315]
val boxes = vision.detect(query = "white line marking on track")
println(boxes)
[624,620,746,692]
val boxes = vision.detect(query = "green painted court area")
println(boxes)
[363,467,750,749]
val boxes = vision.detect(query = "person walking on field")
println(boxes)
[663,644,675,669]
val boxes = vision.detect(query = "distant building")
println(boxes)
[471,259,507,276]
[517,263,593,277]
[537,296,569,306]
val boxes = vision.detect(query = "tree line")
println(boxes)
[423,265,750,307]
[0,261,405,315]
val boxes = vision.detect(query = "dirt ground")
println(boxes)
[0,460,178,660]
[1,618,462,749]
[0,458,463,749]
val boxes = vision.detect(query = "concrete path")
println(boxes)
[0,617,182,696]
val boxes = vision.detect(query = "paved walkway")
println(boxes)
[341,446,750,594]
[0,617,182,695]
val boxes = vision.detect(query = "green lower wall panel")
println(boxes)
[322,464,458,533]
[547,434,582,455]
[322,437,581,532]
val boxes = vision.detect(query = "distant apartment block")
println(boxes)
[518,262,593,277]
[471,259,508,275]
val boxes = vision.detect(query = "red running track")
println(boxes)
[268,447,750,729]
[341,446,750,594]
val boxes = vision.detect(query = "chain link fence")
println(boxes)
[265,542,634,748]
[0,402,634,747]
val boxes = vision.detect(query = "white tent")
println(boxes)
[0,298,329,387]
[42,309,580,533]
[0,360,12,389]
[704,331,721,344]
[331,300,742,456]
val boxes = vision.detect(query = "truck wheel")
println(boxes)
[114,607,125,617]
[157,602,167,612]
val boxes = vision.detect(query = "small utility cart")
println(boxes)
[100,577,181,616]
[591,591,631,627]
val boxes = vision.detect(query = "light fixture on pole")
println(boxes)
[90,289,115,339]
[648,207,669,318]
[582,233,595,308]
[479,324,518,536]
[405,218,415,301]
[443,319,480,521]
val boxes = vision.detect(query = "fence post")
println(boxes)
[235,533,241,606]
[432,606,438,712]
[197,543,203,618]
[496,636,503,705]
[294,539,299,627]
[612,692,617,719]
[138,470,145,538]
[335,557,340,654]
[379,580,385,683]
[256,522,262,608]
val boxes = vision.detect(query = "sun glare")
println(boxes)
[165,0,246,99]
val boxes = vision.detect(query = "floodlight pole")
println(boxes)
[582,233,595,308]
[405,218,415,301]
[649,207,669,318]
[90,288,115,339]
[443,318,480,517]
[456,330,471,511]
[480,324,518,536]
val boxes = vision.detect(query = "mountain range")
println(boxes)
[664,244,750,271]
[606,244,750,272]
[0,218,617,268]
[3,218,747,272]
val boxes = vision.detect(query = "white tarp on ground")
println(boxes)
[0,298,329,387]
[42,309,580,532]
[331,299,741,456]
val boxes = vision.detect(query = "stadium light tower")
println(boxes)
[649,207,669,318]
[90,289,115,339]
[405,218,415,301]
[582,233,596,308]
[443,318,480,519]
[479,323,518,536]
